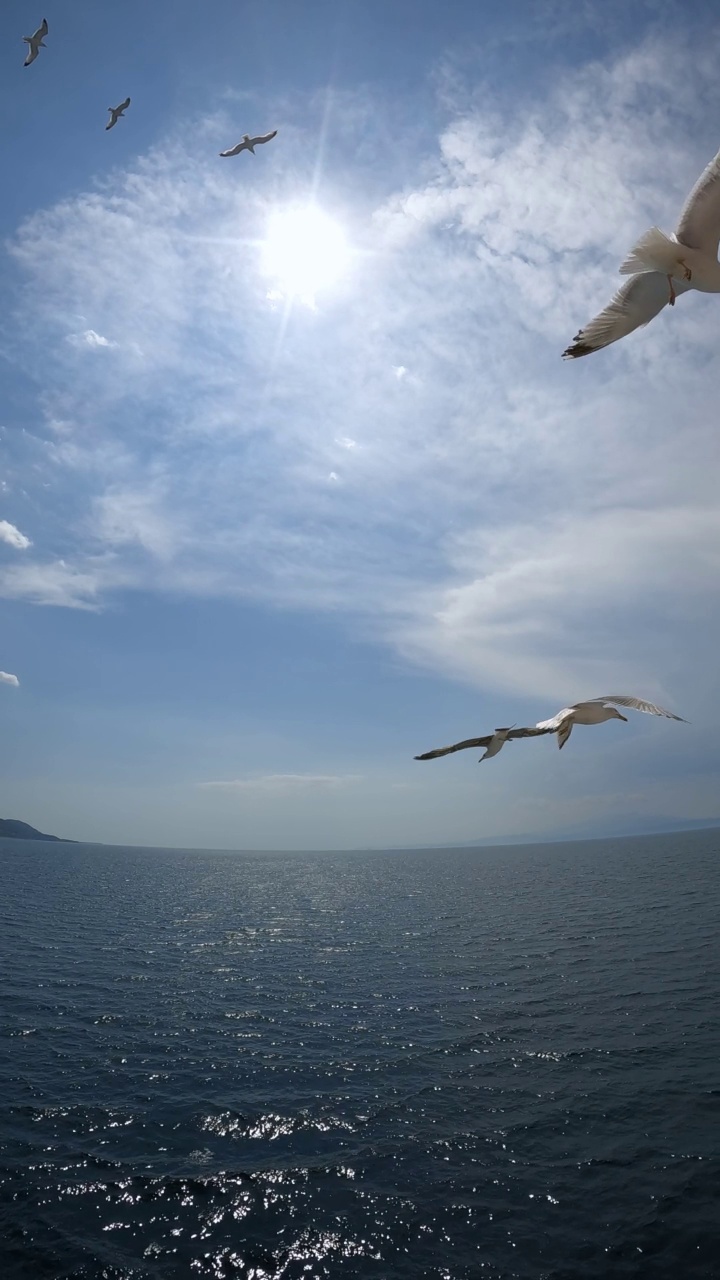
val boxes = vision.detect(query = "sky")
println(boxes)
[1,0,720,850]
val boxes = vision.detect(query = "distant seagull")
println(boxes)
[219,130,278,157]
[415,695,686,762]
[563,143,720,357]
[106,98,131,131]
[415,725,551,763]
[23,18,48,67]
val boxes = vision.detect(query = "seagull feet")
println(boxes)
[679,260,692,281]
[667,274,676,306]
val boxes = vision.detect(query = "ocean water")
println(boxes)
[0,830,718,1280]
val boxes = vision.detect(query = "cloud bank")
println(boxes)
[3,35,720,712]
[199,774,361,793]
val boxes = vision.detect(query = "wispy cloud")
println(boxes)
[67,329,117,350]
[0,558,118,609]
[199,774,362,793]
[0,671,19,687]
[4,37,720,711]
[0,521,31,551]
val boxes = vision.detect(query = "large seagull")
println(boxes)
[563,143,720,357]
[219,130,278,157]
[23,18,48,67]
[415,696,686,762]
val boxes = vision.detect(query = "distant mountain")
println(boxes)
[0,818,76,843]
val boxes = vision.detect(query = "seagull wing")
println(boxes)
[415,735,495,761]
[219,142,245,157]
[120,97,131,111]
[562,272,692,358]
[582,695,688,721]
[675,145,720,258]
[39,19,48,37]
[533,709,572,731]
[503,725,555,741]
[248,130,278,147]
[24,44,38,65]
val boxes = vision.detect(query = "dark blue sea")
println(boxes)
[1,830,718,1279]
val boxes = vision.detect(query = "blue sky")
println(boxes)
[1,0,720,849]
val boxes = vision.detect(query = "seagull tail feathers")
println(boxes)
[619,227,679,277]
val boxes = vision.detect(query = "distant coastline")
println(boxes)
[0,819,77,843]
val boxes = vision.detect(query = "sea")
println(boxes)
[0,829,718,1280]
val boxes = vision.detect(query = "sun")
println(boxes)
[261,206,349,305]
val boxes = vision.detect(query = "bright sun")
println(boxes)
[261,206,349,304]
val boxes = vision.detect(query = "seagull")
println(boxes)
[106,98,131,131]
[219,130,278,157]
[23,18,48,67]
[563,143,720,357]
[415,725,552,763]
[535,695,687,749]
[415,695,686,761]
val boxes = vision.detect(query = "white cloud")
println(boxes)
[0,671,19,687]
[0,520,31,550]
[0,559,116,609]
[67,329,116,349]
[199,774,362,793]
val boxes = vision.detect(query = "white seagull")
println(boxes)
[23,18,48,67]
[415,695,686,762]
[106,98,131,131]
[219,130,278,157]
[534,695,687,749]
[563,143,720,357]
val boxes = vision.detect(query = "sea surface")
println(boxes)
[0,830,718,1279]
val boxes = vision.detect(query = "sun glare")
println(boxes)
[261,206,349,305]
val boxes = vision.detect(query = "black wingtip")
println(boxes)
[562,334,594,359]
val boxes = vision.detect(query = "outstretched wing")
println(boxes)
[415,735,494,761]
[508,725,556,739]
[120,97,131,111]
[249,130,278,147]
[675,145,720,259]
[583,695,687,721]
[562,272,691,359]
[415,724,553,761]
[219,142,244,157]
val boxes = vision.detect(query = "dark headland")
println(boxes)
[0,819,77,843]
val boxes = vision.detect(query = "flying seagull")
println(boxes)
[106,98,131,131]
[219,130,278,157]
[23,18,48,67]
[415,725,552,763]
[534,695,687,749]
[563,143,720,357]
[415,695,686,761]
